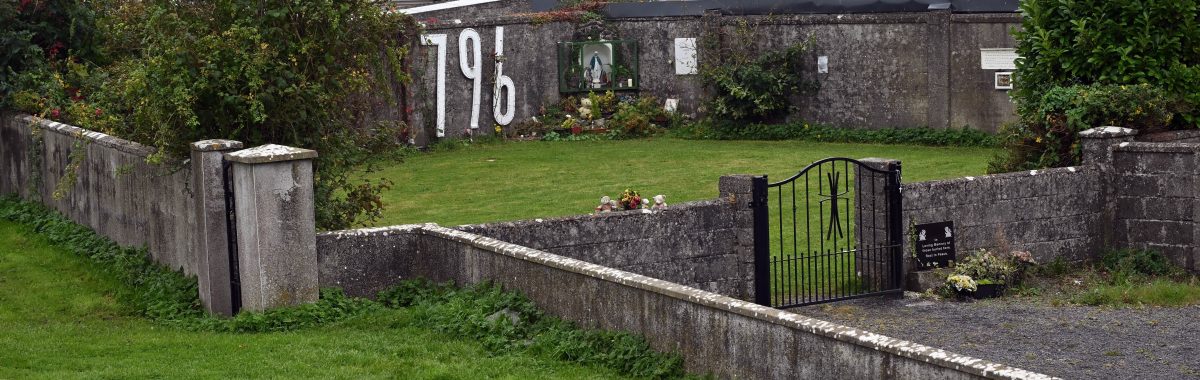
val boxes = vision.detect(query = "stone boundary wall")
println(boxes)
[1111,143,1200,270]
[0,113,318,315]
[408,10,1020,145]
[455,198,753,298]
[903,166,1104,267]
[317,223,1051,380]
[0,113,198,273]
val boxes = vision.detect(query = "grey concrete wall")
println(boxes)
[903,166,1105,267]
[408,10,1020,144]
[316,223,1050,379]
[317,225,428,298]
[456,198,752,298]
[1110,143,1200,270]
[0,114,199,274]
[408,0,533,22]
[948,13,1020,131]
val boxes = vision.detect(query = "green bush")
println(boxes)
[989,84,1190,172]
[998,0,1200,172]
[1100,248,1178,281]
[700,21,818,123]
[609,96,669,139]
[6,1,418,230]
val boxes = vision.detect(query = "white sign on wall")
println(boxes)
[980,48,1019,70]
[674,38,698,75]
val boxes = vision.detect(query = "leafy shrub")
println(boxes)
[1100,248,1178,283]
[999,0,1200,172]
[610,96,669,138]
[989,84,1190,172]
[701,42,817,122]
[1,0,104,100]
[7,1,418,230]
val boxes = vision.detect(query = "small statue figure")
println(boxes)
[596,196,614,213]
[652,194,667,210]
[642,198,651,209]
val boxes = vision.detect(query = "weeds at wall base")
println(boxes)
[0,195,691,379]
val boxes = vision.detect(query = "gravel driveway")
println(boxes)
[796,294,1200,379]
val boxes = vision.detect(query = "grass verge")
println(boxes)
[1009,250,1200,307]
[0,195,689,379]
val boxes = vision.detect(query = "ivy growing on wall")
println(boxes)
[698,17,819,123]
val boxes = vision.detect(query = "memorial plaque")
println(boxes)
[914,221,956,269]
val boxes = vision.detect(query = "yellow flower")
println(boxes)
[494,125,502,133]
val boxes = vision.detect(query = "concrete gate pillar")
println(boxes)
[224,144,319,312]
[854,158,901,292]
[190,139,244,316]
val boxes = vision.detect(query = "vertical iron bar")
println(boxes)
[887,163,904,290]
[804,173,811,304]
[855,164,864,293]
[818,163,825,256]
[752,175,771,306]
[873,169,883,290]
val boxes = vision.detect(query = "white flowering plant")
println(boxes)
[946,274,978,292]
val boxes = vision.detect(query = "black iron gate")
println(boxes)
[752,158,903,308]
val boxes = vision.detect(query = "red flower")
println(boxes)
[50,109,60,119]
[94,108,102,116]
[47,41,65,59]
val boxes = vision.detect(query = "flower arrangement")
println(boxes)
[946,275,977,292]
[618,188,644,210]
[944,249,1039,298]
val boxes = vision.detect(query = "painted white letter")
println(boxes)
[492,27,515,126]
[421,34,448,137]
[458,29,482,130]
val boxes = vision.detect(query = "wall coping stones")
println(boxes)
[1112,142,1200,154]
[1079,126,1137,139]
[421,10,957,30]
[224,144,318,164]
[21,115,157,157]
[950,13,1021,23]
[454,198,729,230]
[318,223,433,239]
[191,139,245,152]
[904,165,1094,191]
[415,224,1054,380]
[1138,129,1200,143]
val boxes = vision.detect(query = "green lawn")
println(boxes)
[372,138,996,227]
[0,220,629,379]
[372,138,995,305]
